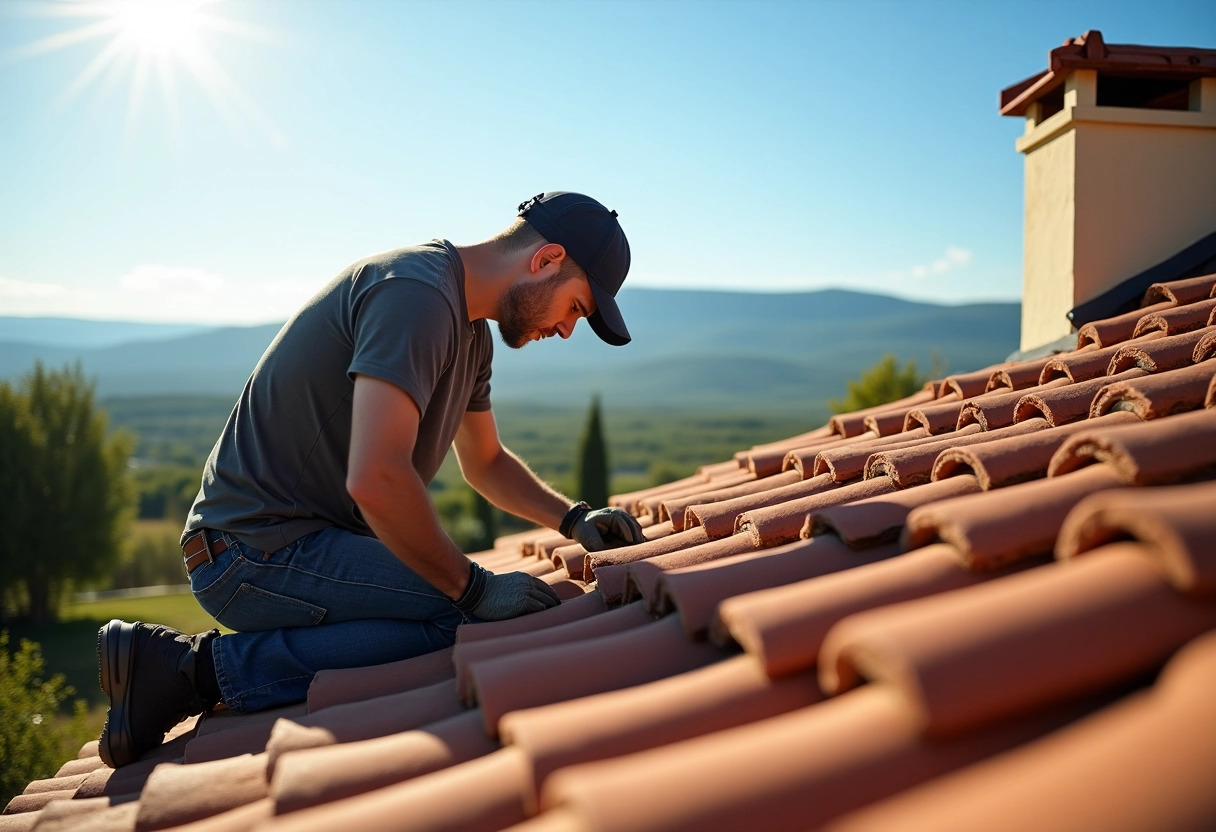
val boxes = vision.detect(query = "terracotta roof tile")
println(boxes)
[824,628,1216,832]
[654,537,903,635]
[687,472,841,540]
[811,426,935,481]
[864,420,1044,487]
[1090,360,1216,419]
[268,710,496,815]
[1056,481,1216,595]
[736,477,895,546]
[807,476,983,546]
[611,533,758,606]
[1076,300,1173,349]
[660,470,801,530]
[820,543,1216,735]
[985,353,1059,391]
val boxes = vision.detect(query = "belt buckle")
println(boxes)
[183,530,215,578]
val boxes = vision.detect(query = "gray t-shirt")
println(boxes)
[183,240,493,553]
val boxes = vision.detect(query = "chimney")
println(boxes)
[1001,30,1216,352]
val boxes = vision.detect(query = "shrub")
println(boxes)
[0,631,95,806]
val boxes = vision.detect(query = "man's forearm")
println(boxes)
[348,463,471,599]
[463,445,574,532]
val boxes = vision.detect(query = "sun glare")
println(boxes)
[7,0,284,145]
[112,0,203,55]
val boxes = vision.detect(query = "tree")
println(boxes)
[0,632,94,806]
[829,354,928,414]
[576,395,609,508]
[0,363,135,622]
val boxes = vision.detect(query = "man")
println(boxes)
[97,191,646,768]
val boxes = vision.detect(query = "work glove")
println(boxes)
[452,561,560,621]
[560,502,646,552]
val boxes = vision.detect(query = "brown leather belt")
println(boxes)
[182,529,228,577]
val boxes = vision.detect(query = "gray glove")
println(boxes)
[452,562,560,621]
[560,502,646,552]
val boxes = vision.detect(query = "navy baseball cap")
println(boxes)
[517,191,632,346]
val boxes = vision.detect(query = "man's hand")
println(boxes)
[562,504,646,552]
[452,562,560,621]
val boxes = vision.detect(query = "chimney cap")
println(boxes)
[999,30,1216,117]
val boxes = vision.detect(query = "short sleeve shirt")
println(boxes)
[183,240,493,552]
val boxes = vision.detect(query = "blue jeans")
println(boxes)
[188,528,466,713]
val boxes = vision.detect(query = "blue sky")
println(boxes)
[1,0,1212,324]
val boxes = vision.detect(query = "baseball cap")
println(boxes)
[517,191,632,346]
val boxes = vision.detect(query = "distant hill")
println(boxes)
[0,288,1020,412]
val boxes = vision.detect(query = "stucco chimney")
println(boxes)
[1001,30,1216,352]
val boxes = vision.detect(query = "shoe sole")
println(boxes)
[97,619,137,768]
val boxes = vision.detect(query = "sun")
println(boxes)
[111,0,205,55]
[7,0,284,145]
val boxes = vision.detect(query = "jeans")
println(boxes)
[188,527,466,713]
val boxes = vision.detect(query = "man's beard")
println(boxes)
[496,272,571,349]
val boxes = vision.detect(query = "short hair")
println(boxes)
[493,218,587,283]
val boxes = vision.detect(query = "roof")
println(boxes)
[5,274,1216,832]
[999,29,1216,117]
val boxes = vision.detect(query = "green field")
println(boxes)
[5,592,227,715]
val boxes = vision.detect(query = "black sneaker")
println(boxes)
[97,620,219,768]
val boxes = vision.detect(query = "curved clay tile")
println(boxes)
[539,683,1089,832]
[269,710,496,815]
[1076,300,1173,349]
[688,472,839,541]
[829,387,936,437]
[903,465,1126,569]
[740,426,833,461]
[1013,369,1148,426]
[1048,407,1216,484]
[1131,297,1216,338]
[819,544,1216,738]
[1056,481,1216,596]
[713,544,1035,678]
[453,602,653,703]
[933,411,1141,489]
[821,629,1216,832]
[1142,272,1216,306]
[184,704,307,764]
[747,437,844,478]
[455,590,607,645]
[985,354,1058,392]
[1039,331,1164,383]
[18,773,87,798]
[610,471,713,516]
[550,516,672,574]
[863,408,917,437]
[812,427,934,481]
[262,679,464,765]
[1089,361,1216,420]
[470,547,538,571]
[637,470,756,519]
[662,471,801,531]
[619,534,760,608]
[655,537,902,635]
[261,748,532,832]
[469,615,724,736]
[1196,329,1216,362]
[1106,325,1215,375]
[1209,373,1216,408]
[901,392,964,435]
[28,799,144,830]
[865,421,1043,488]
[134,753,268,829]
[736,478,895,547]
[957,378,1071,431]
[529,533,575,561]
[536,574,589,600]
[500,655,822,811]
[584,526,710,582]
[941,366,1010,399]
[52,754,107,778]
[810,476,982,547]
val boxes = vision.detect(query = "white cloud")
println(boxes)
[909,246,973,279]
[118,265,225,293]
[0,266,317,324]
[0,277,69,300]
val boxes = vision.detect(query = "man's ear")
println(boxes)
[529,243,566,276]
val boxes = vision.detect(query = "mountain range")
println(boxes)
[0,288,1021,413]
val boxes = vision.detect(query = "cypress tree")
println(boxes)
[576,395,609,508]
